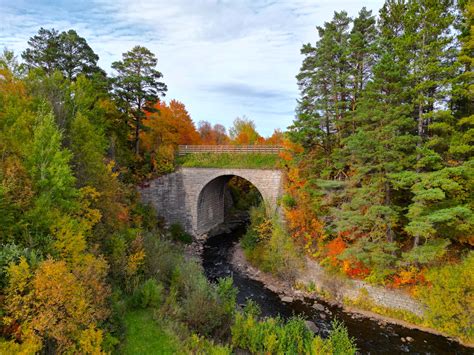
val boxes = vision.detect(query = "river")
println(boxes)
[202,226,472,354]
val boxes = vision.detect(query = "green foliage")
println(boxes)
[130,278,163,309]
[340,238,398,284]
[185,334,232,355]
[281,193,297,208]
[170,260,236,339]
[176,152,279,169]
[27,110,77,211]
[111,45,167,155]
[401,239,451,266]
[169,223,193,244]
[242,204,302,281]
[22,28,104,80]
[231,301,357,354]
[327,319,358,355]
[417,252,474,342]
[122,309,182,354]
[227,176,262,211]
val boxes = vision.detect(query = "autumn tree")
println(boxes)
[266,129,284,145]
[198,121,229,145]
[141,100,200,174]
[167,100,201,145]
[229,116,261,145]
[111,46,167,155]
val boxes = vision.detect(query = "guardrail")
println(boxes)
[178,145,282,155]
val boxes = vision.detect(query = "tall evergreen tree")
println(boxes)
[294,11,352,164]
[111,46,167,156]
[22,28,104,80]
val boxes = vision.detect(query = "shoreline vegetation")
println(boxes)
[230,242,474,348]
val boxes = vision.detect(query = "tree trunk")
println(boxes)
[413,235,420,248]
[135,116,140,155]
[384,181,394,243]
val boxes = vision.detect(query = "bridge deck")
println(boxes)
[178,145,282,155]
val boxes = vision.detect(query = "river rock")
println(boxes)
[319,313,326,319]
[304,320,319,334]
[268,285,278,293]
[406,336,414,342]
[281,296,294,303]
[313,303,325,311]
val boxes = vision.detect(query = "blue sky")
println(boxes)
[0,0,384,136]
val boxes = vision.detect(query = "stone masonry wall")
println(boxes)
[138,167,283,237]
[297,258,424,317]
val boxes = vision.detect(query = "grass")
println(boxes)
[122,309,182,355]
[175,153,280,169]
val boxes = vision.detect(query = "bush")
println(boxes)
[281,193,297,208]
[231,301,357,354]
[167,260,237,339]
[185,334,232,355]
[139,278,163,308]
[169,223,193,244]
[142,233,183,286]
[264,219,302,281]
[327,319,358,355]
[242,204,302,281]
[416,251,474,342]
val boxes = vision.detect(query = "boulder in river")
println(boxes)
[281,296,294,303]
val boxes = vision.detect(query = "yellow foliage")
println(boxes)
[78,186,103,231]
[77,325,105,354]
[52,215,87,262]
[4,257,33,328]
[0,334,42,355]
[126,249,146,276]
[3,257,110,352]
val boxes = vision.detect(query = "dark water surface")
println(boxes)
[202,227,472,354]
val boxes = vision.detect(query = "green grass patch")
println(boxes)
[122,309,182,354]
[176,153,280,169]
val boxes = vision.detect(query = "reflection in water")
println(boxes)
[202,226,471,354]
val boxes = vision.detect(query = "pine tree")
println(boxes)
[111,46,167,155]
[22,28,104,80]
[293,11,352,164]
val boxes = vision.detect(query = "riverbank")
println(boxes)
[230,243,473,348]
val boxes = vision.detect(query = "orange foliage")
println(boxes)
[265,129,284,145]
[198,121,229,145]
[342,260,371,279]
[392,267,426,288]
[326,236,346,266]
[142,99,200,149]
[282,138,326,257]
[141,100,201,173]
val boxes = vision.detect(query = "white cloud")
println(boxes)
[0,0,384,136]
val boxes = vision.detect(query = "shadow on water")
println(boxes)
[202,225,472,354]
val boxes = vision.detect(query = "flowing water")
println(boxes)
[202,226,472,354]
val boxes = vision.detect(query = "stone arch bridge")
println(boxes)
[138,168,283,237]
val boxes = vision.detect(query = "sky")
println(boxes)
[0,0,384,136]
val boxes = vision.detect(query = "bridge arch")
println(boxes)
[139,167,283,237]
[195,174,268,235]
